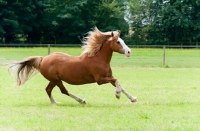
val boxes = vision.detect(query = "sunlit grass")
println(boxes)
[0,47,200,130]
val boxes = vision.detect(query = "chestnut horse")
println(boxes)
[9,27,137,104]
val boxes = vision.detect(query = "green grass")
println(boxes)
[0,47,200,130]
[0,47,200,67]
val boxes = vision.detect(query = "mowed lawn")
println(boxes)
[0,47,200,131]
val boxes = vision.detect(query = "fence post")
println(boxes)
[163,45,165,66]
[48,44,50,55]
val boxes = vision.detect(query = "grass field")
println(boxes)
[0,47,200,131]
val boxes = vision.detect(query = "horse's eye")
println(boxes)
[117,41,120,44]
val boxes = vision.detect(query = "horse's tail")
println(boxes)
[8,56,43,86]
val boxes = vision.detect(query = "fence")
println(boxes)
[0,44,200,68]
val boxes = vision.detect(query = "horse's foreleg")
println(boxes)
[115,80,137,102]
[46,82,60,104]
[97,76,123,99]
[97,76,137,102]
[55,81,86,104]
[114,80,122,99]
[97,76,122,99]
[121,88,137,102]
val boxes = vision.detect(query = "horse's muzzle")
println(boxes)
[124,49,131,57]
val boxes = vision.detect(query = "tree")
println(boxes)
[0,0,50,43]
[154,0,200,44]
[126,0,200,45]
[26,0,52,43]
[128,0,159,44]
[0,0,7,41]
[0,0,129,44]
[12,0,38,43]
[44,0,129,44]
[0,0,19,43]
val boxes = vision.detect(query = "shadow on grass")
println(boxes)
[54,101,137,108]
[12,100,137,108]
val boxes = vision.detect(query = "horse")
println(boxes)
[8,27,137,104]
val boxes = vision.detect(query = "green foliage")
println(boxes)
[0,0,50,43]
[49,0,129,43]
[127,0,200,45]
[128,0,161,45]
[0,0,128,44]
[1,0,200,45]
[155,0,200,43]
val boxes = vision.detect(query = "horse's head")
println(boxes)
[109,31,131,57]
[82,27,131,57]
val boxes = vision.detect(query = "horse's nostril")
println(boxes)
[128,51,130,54]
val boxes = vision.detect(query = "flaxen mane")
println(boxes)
[82,27,111,57]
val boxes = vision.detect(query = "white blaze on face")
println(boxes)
[118,38,131,57]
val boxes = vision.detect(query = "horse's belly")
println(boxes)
[61,74,95,85]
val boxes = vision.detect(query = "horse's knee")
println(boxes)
[45,82,56,94]
[45,87,53,97]
[45,87,50,93]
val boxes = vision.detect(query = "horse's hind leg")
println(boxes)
[55,80,86,104]
[46,81,60,104]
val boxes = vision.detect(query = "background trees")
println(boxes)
[128,0,200,45]
[45,0,129,44]
[0,0,49,43]
[0,0,200,45]
[128,0,159,44]
[0,0,128,44]
[156,0,200,44]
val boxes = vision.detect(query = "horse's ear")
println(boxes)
[94,26,100,32]
[111,31,120,41]
[118,30,121,36]
[111,31,120,38]
[111,31,119,42]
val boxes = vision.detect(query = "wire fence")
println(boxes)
[0,44,200,68]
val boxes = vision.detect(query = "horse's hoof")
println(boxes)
[115,94,121,99]
[115,90,121,99]
[131,97,137,103]
[79,99,86,104]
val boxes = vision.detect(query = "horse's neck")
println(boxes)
[96,42,113,64]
